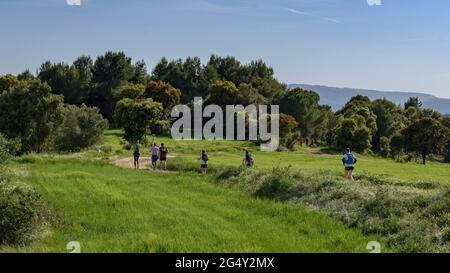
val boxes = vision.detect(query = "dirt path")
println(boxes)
[114,157,150,169]
[113,154,178,173]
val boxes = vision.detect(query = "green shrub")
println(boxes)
[0,134,21,162]
[13,154,43,164]
[0,134,10,163]
[282,132,300,151]
[97,144,113,154]
[379,136,391,157]
[54,104,108,152]
[123,142,131,151]
[0,135,46,246]
[0,177,44,246]
[214,166,245,181]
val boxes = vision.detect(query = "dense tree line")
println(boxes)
[0,76,107,154]
[1,51,449,163]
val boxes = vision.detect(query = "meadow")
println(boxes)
[3,130,450,253]
[5,157,377,253]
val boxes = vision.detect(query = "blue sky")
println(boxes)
[1,0,449,98]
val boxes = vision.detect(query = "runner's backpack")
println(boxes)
[246,154,252,163]
[202,153,208,162]
[345,153,355,165]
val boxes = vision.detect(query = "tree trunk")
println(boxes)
[422,153,426,165]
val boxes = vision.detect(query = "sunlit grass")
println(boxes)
[11,159,373,253]
[6,129,450,253]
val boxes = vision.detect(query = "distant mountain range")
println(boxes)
[288,84,450,115]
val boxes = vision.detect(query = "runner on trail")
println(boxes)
[150,143,159,171]
[159,143,169,171]
[133,141,141,169]
[342,148,357,181]
[199,150,209,174]
[243,150,254,167]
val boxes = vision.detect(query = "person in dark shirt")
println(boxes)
[199,150,209,174]
[243,150,254,167]
[133,141,141,169]
[159,143,169,171]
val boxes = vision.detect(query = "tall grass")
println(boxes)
[0,166,47,246]
[4,158,374,253]
[215,167,450,252]
[6,130,450,252]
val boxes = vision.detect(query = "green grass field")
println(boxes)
[5,130,450,253]
[10,158,374,253]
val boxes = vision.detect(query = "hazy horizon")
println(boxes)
[1,0,449,98]
[290,82,450,99]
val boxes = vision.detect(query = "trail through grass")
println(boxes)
[103,130,450,184]
[5,129,450,252]
[11,158,373,253]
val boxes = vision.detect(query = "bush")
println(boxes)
[0,176,44,246]
[97,144,113,154]
[0,134,10,163]
[0,134,21,163]
[220,167,294,199]
[54,104,108,152]
[13,154,43,164]
[214,166,245,181]
[0,140,46,245]
[282,132,300,151]
[123,142,131,151]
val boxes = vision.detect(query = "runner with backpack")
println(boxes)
[342,148,357,180]
[243,150,254,167]
[199,150,209,174]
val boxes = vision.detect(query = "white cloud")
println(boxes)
[66,0,82,6]
[367,0,382,6]
[284,7,341,24]
[284,8,310,16]
[323,17,341,24]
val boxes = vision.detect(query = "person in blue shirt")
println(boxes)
[342,148,357,181]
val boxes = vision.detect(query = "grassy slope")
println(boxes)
[13,159,372,253]
[9,129,450,253]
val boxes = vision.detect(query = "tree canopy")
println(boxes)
[0,80,64,153]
